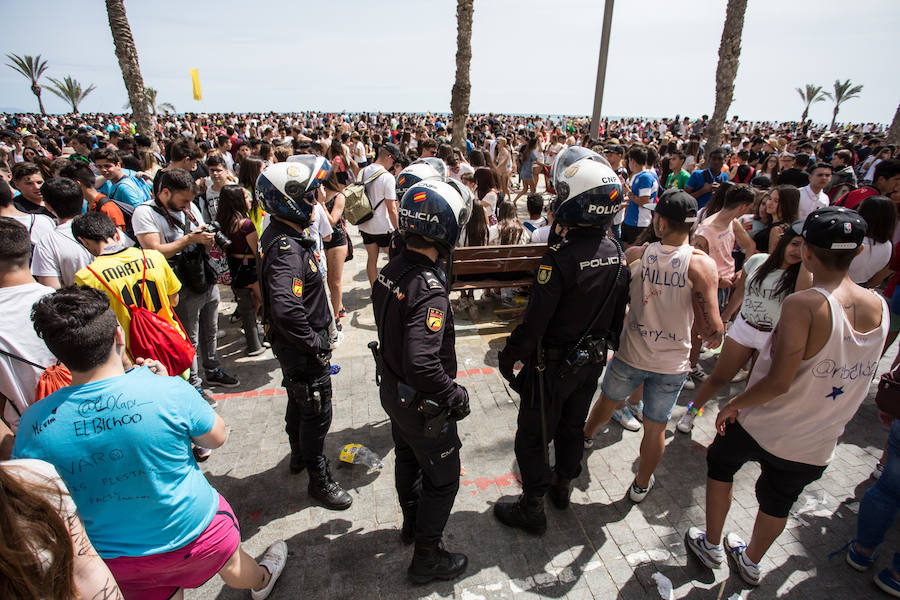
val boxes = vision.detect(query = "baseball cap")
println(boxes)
[792,206,866,250]
[604,145,624,155]
[645,188,698,224]
[381,142,402,160]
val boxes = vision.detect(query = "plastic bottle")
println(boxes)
[338,443,383,471]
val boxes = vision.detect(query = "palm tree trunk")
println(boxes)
[704,0,748,156]
[887,101,900,146]
[450,0,474,154]
[801,106,809,123]
[31,84,46,115]
[831,107,839,131]
[105,0,152,137]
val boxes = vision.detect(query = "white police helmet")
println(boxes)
[255,156,331,227]
[553,159,623,227]
[399,180,471,253]
[550,146,611,190]
[396,162,443,198]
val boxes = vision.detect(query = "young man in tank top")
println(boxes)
[687,207,888,586]
[686,185,756,386]
[583,189,723,502]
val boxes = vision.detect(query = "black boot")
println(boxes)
[288,436,305,474]
[493,494,547,535]
[407,540,468,584]
[400,505,416,545]
[548,472,571,509]
[308,460,352,510]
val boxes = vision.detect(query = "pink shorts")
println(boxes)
[105,494,241,600]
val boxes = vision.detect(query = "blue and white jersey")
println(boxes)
[624,169,659,228]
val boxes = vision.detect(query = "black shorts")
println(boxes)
[360,231,392,248]
[620,224,647,245]
[323,227,347,250]
[706,421,827,518]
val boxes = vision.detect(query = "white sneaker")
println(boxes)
[699,348,717,361]
[612,407,641,432]
[682,377,696,391]
[676,410,696,434]
[583,436,594,449]
[874,462,886,480]
[725,532,761,586]
[628,401,644,422]
[629,474,655,503]
[731,368,749,383]
[686,527,725,568]
[251,540,289,600]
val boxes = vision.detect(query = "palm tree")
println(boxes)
[824,79,864,130]
[450,0,474,154]
[704,0,748,155]
[5,53,49,114]
[887,101,900,146]
[796,84,828,123]
[46,76,96,113]
[123,87,176,115]
[105,0,152,137]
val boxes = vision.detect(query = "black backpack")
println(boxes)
[95,195,137,241]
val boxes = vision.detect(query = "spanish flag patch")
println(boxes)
[292,277,303,298]
[413,191,427,203]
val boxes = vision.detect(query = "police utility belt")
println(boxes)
[543,336,608,377]
[368,263,452,439]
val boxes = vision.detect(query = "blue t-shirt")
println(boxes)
[625,170,659,227]
[13,367,218,558]
[686,169,729,209]
[99,169,146,208]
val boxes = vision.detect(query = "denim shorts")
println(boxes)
[600,357,688,423]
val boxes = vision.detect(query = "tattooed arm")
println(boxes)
[688,250,724,347]
[67,509,125,600]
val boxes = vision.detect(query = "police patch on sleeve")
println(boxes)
[537,265,552,284]
[426,307,444,332]
[292,277,303,297]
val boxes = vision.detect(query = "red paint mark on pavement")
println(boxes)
[461,472,521,495]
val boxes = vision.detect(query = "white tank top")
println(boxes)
[740,287,888,466]
[617,242,695,374]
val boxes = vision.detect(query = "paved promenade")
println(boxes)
[189,222,896,600]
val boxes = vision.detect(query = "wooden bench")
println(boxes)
[449,244,546,291]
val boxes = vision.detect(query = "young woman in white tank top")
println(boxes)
[677,225,811,433]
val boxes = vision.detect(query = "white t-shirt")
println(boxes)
[849,238,892,285]
[0,282,56,431]
[30,220,94,286]
[202,179,223,223]
[11,213,55,247]
[132,200,206,243]
[797,185,829,221]
[304,203,334,274]
[531,225,551,244]
[740,253,787,329]
[356,164,397,235]
[481,191,499,216]
[448,162,475,183]
[352,141,367,164]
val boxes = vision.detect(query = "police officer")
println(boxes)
[256,158,352,511]
[495,156,630,534]
[372,179,472,583]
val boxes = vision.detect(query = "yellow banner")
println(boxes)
[190,69,201,101]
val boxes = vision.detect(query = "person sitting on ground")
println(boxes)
[687,207,888,588]
[12,286,288,600]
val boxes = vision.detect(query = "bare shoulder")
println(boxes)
[688,249,716,277]
[624,243,647,263]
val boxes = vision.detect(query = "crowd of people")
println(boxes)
[1,107,900,598]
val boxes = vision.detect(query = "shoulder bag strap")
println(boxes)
[85,265,130,311]
[0,347,48,370]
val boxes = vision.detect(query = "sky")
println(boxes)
[2,0,898,124]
